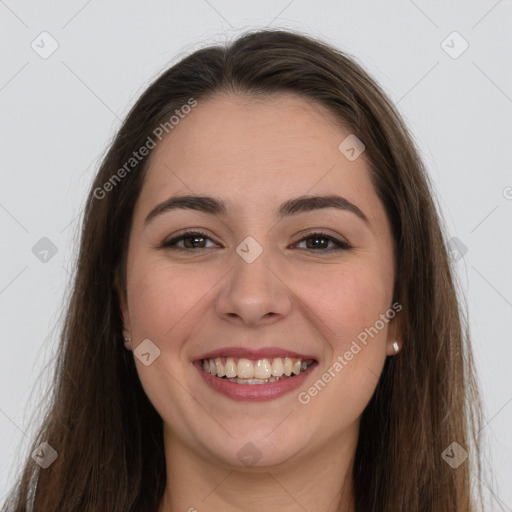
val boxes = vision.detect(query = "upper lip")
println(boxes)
[195,346,317,361]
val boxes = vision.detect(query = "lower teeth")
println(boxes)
[220,369,307,385]
[225,377,286,384]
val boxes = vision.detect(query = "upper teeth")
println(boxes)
[202,357,312,379]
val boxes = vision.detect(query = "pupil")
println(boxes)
[307,237,327,249]
[185,236,204,248]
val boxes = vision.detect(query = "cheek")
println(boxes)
[295,266,391,436]
[127,259,214,341]
[292,259,392,346]
[126,260,209,426]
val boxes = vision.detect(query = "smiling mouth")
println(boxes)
[201,356,316,385]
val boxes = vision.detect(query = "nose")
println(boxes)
[215,248,292,327]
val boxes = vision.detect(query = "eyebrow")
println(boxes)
[144,194,370,226]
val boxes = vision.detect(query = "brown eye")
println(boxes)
[160,231,217,250]
[158,230,351,253]
[294,231,351,252]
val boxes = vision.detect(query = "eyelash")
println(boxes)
[159,230,351,253]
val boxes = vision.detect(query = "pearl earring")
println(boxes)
[392,341,400,354]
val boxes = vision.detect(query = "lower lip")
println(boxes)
[194,360,317,402]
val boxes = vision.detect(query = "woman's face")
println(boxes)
[120,92,399,469]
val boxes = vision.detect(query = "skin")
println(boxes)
[119,92,401,512]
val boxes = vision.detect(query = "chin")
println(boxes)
[197,428,310,470]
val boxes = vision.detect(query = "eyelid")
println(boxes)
[295,228,348,243]
[292,229,351,250]
[157,228,351,252]
[157,229,220,250]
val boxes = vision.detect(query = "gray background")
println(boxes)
[0,0,511,508]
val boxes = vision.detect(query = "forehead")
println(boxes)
[135,92,382,225]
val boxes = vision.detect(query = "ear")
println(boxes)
[385,307,402,356]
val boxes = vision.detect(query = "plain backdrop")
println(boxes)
[0,0,511,508]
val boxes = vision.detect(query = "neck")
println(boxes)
[158,424,358,512]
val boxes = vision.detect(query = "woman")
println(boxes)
[2,29,485,511]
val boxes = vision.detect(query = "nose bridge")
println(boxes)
[215,236,292,326]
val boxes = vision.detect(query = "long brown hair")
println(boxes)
[2,29,486,511]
